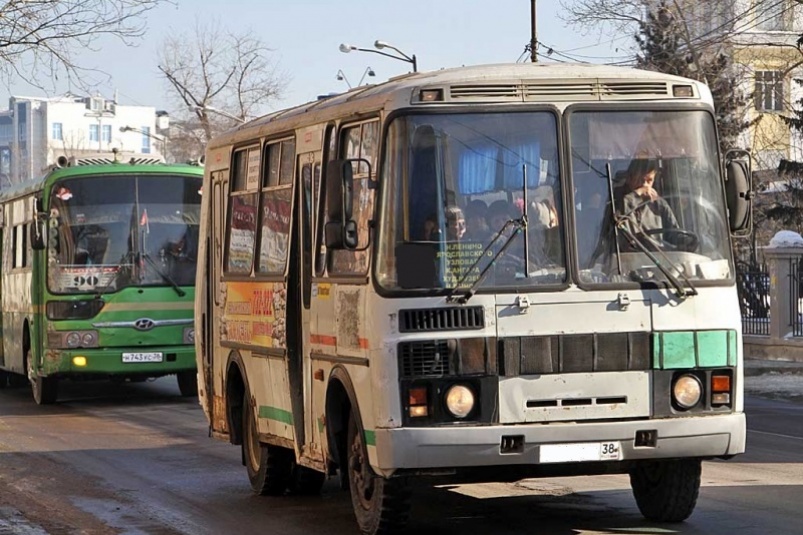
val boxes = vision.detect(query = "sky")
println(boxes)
[0,1,633,116]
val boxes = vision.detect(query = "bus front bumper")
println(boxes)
[372,413,745,472]
[41,346,196,376]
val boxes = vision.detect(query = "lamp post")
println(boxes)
[339,40,417,73]
[336,66,376,89]
[120,126,166,157]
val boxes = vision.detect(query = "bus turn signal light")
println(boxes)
[408,386,429,417]
[711,375,731,392]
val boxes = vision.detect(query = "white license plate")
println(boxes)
[122,352,164,363]
[539,441,622,463]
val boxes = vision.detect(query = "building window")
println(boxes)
[756,1,791,31]
[755,71,784,112]
[52,122,63,141]
[141,126,151,154]
[102,124,111,143]
[89,124,99,142]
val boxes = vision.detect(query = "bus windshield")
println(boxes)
[569,110,732,285]
[377,111,565,292]
[47,174,203,294]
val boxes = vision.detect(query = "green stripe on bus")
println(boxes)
[258,406,294,425]
[364,430,376,446]
[654,330,736,369]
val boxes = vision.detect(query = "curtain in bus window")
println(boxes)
[502,142,541,189]
[258,187,292,273]
[458,145,496,194]
[227,193,258,273]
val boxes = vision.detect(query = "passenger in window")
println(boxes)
[445,206,466,241]
[422,214,439,241]
[463,200,490,242]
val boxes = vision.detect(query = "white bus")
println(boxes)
[195,63,751,535]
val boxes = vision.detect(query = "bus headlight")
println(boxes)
[65,332,81,348]
[81,331,97,347]
[672,374,702,409]
[445,384,475,419]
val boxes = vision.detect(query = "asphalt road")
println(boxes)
[0,378,802,535]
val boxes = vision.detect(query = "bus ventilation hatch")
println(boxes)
[399,306,485,332]
[447,80,670,102]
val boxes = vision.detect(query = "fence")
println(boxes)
[736,261,770,336]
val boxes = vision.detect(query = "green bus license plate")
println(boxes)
[122,352,164,363]
[539,441,622,463]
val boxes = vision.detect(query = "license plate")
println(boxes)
[122,352,164,363]
[539,441,622,463]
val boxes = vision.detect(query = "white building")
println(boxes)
[0,94,166,188]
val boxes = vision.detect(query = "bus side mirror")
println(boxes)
[325,159,358,250]
[30,197,46,250]
[30,219,46,250]
[724,150,752,237]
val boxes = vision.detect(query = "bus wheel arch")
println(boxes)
[225,351,247,446]
[325,366,359,475]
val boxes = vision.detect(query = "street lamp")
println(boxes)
[339,40,417,73]
[120,126,166,156]
[336,66,376,89]
[191,105,247,124]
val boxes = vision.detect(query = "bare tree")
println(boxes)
[0,0,168,90]
[158,21,287,145]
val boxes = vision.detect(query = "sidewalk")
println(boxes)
[744,357,803,376]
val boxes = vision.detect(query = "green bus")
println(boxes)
[0,156,204,404]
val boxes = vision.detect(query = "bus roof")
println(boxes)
[0,161,204,203]
[209,62,711,150]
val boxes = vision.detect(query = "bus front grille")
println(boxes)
[399,307,484,333]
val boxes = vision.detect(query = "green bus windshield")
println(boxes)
[47,174,203,294]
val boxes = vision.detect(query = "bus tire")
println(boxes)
[629,459,701,522]
[242,393,292,495]
[0,370,9,389]
[176,371,198,397]
[27,348,58,405]
[288,464,326,496]
[347,414,411,535]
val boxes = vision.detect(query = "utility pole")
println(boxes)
[530,0,538,63]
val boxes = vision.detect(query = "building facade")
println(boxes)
[0,94,164,188]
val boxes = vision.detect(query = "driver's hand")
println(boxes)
[634,185,659,201]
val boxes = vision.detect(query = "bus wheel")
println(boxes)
[28,363,58,406]
[176,371,198,397]
[0,370,9,389]
[630,459,701,522]
[288,463,325,495]
[242,393,292,495]
[347,414,410,535]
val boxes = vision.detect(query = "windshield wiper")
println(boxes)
[446,217,526,304]
[140,253,186,297]
[93,253,135,297]
[614,214,698,299]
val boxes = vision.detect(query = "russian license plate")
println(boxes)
[539,441,622,463]
[122,352,164,363]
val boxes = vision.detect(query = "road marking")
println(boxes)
[749,429,803,442]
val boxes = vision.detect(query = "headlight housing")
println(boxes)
[444,384,475,419]
[48,330,99,349]
[673,374,702,409]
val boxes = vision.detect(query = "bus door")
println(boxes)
[291,150,324,466]
[207,169,228,433]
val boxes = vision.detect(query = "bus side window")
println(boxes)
[327,119,379,276]
[315,124,336,277]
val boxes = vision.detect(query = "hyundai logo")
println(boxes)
[134,318,156,331]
